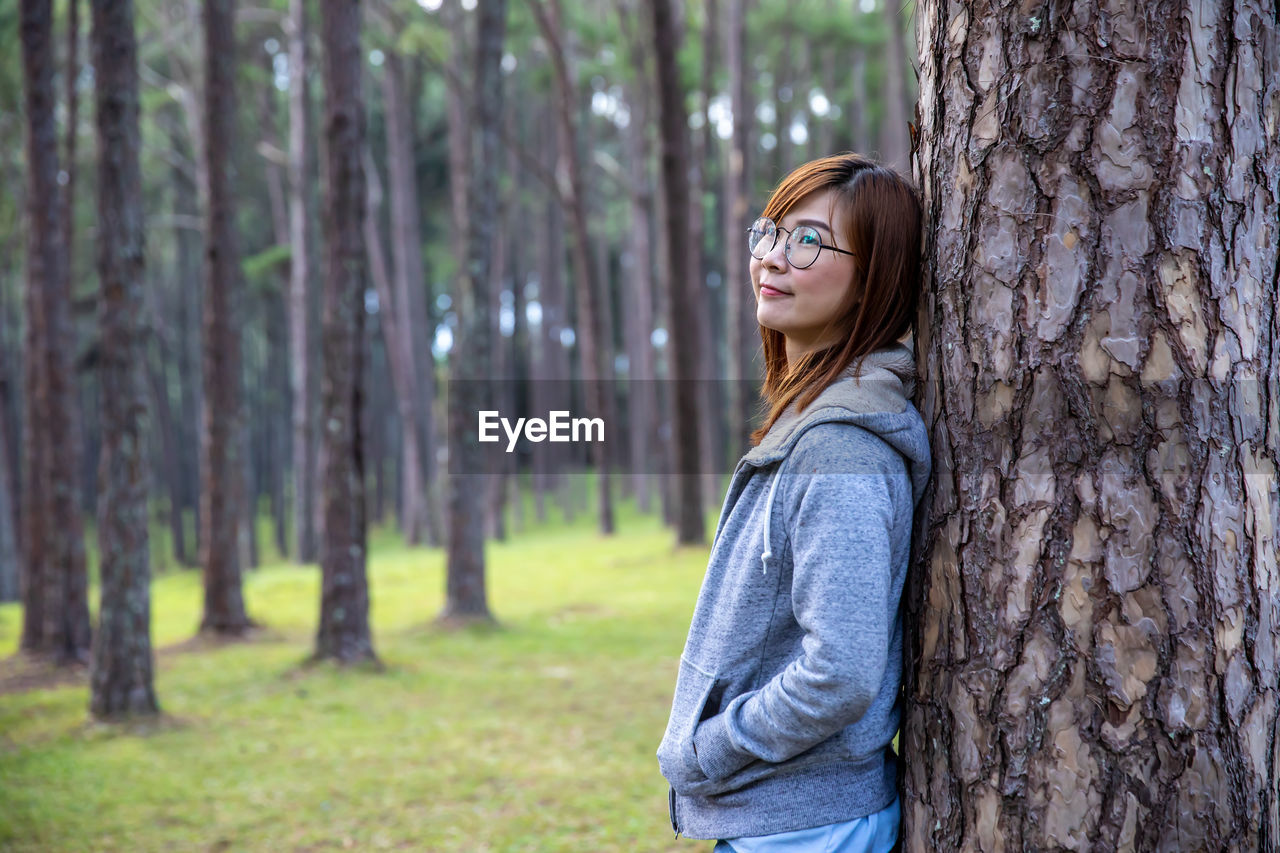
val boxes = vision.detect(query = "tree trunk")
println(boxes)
[442,0,507,623]
[617,8,657,513]
[198,0,250,634]
[905,2,1280,850]
[529,0,614,535]
[286,0,319,565]
[312,0,376,664]
[0,373,19,602]
[381,51,432,546]
[88,0,159,718]
[879,0,910,173]
[648,0,704,545]
[723,0,755,463]
[20,0,92,663]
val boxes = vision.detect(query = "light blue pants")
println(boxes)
[712,795,900,853]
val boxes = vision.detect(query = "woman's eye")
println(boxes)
[798,232,818,245]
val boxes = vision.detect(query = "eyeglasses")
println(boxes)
[746,216,856,269]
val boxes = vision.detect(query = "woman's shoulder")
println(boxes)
[783,420,909,480]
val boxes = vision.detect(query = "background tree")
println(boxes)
[441,0,507,623]
[314,0,376,664]
[198,0,251,635]
[904,1,1279,848]
[286,0,320,565]
[20,0,91,663]
[649,0,705,546]
[88,0,158,719]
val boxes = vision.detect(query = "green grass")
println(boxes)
[0,495,711,852]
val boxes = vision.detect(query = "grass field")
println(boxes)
[0,497,714,852]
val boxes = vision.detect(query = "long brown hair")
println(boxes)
[749,153,923,445]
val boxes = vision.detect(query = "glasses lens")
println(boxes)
[747,218,775,259]
[788,226,822,268]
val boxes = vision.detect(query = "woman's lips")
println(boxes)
[759,284,790,298]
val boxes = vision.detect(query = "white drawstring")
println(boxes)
[760,469,782,575]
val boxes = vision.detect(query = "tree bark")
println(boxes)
[442,0,507,623]
[88,0,159,718]
[648,0,704,545]
[20,0,92,663]
[286,0,319,565]
[905,2,1280,849]
[313,0,376,664]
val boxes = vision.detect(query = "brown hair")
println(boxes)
[749,153,923,445]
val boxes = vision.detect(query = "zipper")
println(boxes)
[669,785,680,838]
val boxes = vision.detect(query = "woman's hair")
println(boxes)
[750,153,923,445]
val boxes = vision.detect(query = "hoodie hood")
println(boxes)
[742,341,930,508]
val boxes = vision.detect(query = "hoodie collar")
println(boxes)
[742,341,919,467]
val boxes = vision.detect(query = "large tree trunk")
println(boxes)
[442,0,507,623]
[286,0,319,565]
[905,2,1280,850]
[20,0,92,663]
[529,0,614,535]
[648,0,704,546]
[313,0,376,664]
[198,0,250,634]
[88,0,158,718]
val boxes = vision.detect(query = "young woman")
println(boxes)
[657,153,930,852]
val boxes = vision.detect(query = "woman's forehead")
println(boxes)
[779,189,840,230]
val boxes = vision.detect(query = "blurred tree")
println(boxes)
[88,0,159,719]
[879,0,909,172]
[286,0,320,565]
[442,0,507,623]
[20,0,91,663]
[314,0,377,663]
[649,0,704,546]
[199,0,251,634]
[905,1,1279,849]
[529,0,615,535]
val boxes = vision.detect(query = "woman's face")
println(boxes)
[750,188,858,360]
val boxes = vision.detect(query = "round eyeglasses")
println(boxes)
[746,216,856,269]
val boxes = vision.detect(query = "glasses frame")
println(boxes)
[746,217,857,269]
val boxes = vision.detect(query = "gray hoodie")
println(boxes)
[657,342,931,840]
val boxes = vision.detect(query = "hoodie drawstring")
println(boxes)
[760,470,782,575]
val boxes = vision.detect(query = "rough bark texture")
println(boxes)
[649,0,705,546]
[442,0,507,622]
[287,0,319,565]
[20,0,92,663]
[88,0,158,718]
[314,0,376,663]
[198,0,250,634]
[905,2,1280,851]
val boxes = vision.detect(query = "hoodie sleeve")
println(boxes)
[691,422,902,783]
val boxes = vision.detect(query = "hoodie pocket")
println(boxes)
[656,659,720,791]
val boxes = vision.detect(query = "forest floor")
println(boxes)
[0,494,714,852]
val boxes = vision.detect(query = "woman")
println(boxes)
[656,153,930,852]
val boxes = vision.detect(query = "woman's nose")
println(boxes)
[761,236,788,270]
